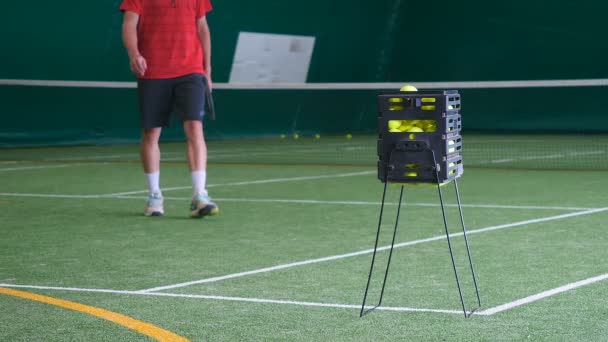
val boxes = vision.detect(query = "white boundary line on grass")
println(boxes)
[135,196,597,212]
[0,171,374,198]
[45,151,206,162]
[102,171,375,196]
[0,163,93,172]
[39,142,368,162]
[489,150,606,164]
[138,207,608,293]
[0,191,599,212]
[4,272,608,316]
[1,206,606,315]
[478,273,608,315]
[0,193,104,199]
[47,153,143,161]
[0,283,463,315]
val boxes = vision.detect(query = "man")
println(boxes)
[120,0,218,218]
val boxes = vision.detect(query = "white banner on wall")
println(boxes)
[229,32,316,84]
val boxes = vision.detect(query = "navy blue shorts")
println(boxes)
[137,73,206,129]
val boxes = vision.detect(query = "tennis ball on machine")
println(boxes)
[409,120,421,128]
[388,120,402,130]
[425,121,437,132]
[399,124,412,132]
[407,126,424,133]
[400,85,418,92]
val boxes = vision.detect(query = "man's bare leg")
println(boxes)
[183,120,218,217]
[141,127,164,216]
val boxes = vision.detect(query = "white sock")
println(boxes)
[145,171,161,195]
[192,170,207,196]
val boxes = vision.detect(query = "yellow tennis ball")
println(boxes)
[399,124,412,132]
[389,128,401,133]
[346,133,353,139]
[280,134,286,139]
[420,120,436,132]
[400,85,418,92]
[388,120,401,130]
[448,105,454,110]
[408,127,424,132]
[293,133,300,140]
[314,134,321,139]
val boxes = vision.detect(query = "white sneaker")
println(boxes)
[189,192,219,218]
[144,192,164,217]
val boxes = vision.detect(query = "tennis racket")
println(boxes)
[202,75,216,120]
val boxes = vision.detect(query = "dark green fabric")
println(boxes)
[1,0,606,146]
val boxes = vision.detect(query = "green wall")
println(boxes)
[387,1,608,81]
[1,0,607,146]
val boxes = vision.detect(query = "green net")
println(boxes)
[1,81,607,170]
[1,133,607,170]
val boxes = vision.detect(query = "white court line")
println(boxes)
[478,273,608,315]
[47,152,187,162]
[104,187,190,197]
[206,143,371,156]
[0,283,462,315]
[210,199,595,211]
[163,197,596,212]
[0,164,92,172]
[147,293,464,315]
[138,207,608,293]
[489,150,606,164]
[4,273,607,316]
[0,193,104,199]
[102,171,375,197]
[206,148,356,159]
[41,142,366,162]
[47,154,140,161]
[0,191,596,211]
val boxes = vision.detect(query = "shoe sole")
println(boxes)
[145,211,164,217]
[190,205,219,218]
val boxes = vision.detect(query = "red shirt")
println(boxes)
[120,0,212,79]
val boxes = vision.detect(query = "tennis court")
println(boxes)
[2,0,608,340]
[1,135,608,340]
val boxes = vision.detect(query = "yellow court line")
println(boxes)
[0,287,189,342]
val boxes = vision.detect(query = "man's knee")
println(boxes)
[183,120,204,142]
[142,128,162,144]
